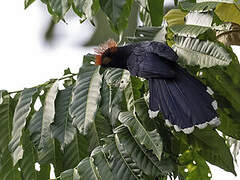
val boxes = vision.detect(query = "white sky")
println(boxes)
[0,1,240,180]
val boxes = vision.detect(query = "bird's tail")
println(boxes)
[148,66,220,134]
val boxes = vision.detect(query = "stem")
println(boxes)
[8,73,78,95]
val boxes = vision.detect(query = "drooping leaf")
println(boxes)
[173,36,233,68]
[215,3,240,25]
[24,0,36,9]
[91,147,116,180]
[164,9,187,27]
[72,0,100,22]
[179,1,218,12]
[47,0,71,21]
[103,136,141,180]
[99,0,134,33]
[8,87,37,165]
[0,94,22,180]
[115,125,173,177]
[118,112,163,161]
[60,169,80,180]
[39,81,58,151]
[77,157,101,180]
[191,128,236,175]
[51,86,76,149]
[147,0,164,26]
[70,55,102,136]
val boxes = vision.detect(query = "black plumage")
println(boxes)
[96,40,220,134]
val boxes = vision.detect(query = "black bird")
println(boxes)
[95,39,220,134]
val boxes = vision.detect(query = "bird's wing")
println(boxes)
[127,52,176,79]
[133,41,178,63]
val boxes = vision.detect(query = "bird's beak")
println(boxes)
[95,55,102,65]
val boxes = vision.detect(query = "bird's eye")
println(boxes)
[102,57,112,64]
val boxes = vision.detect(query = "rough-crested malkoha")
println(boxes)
[95,39,220,134]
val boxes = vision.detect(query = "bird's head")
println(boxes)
[94,39,118,68]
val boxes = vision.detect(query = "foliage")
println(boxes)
[1,0,240,179]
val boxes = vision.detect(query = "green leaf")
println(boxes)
[47,0,71,21]
[115,126,173,176]
[0,95,22,180]
[191,129,236,175]
[170,25,211,38]
[164,9,187,27]
[72,0,100,22]
[51,86,76,149]
[215,3,240,25]
[178,150,211,180]
[8,88,37,165]
[63,133,89,170]
[60,169,80,180]
[39,81,58,151]
[103,136,141,180]
[147,0,164,26]
[173,36,233,68]
[19,131,38,180]
[91,147,116,180]
[179,1,218,12]
[77,157,101,180]
[185,12,213,27]
[0,90,5,105]
[118,112,163,161]
[99,0,134,33]
[70,55,102,135]
[24,0,36,9]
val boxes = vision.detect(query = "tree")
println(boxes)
[1,0,240,179]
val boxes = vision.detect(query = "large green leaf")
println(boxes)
[51,86,76,149]
[99,0,134,33]
[8,87,37,165]
[173,36,232,68]
[191,129,236,175]
[115,126,173,177]
[103,136,141,180]
[70,55,102,136]
[77,157,101,180]
[147,0,164,26]
[72,0,100,22]
[118,112,163,161]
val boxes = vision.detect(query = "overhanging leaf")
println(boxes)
[47,0,71,20]
[24,0,36,9]
[51,86,76,149]
[173,36,232,68]
[8,87,37,165]
[60,169,80,180]
[118,112,163,161]
[99,0,134,33]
